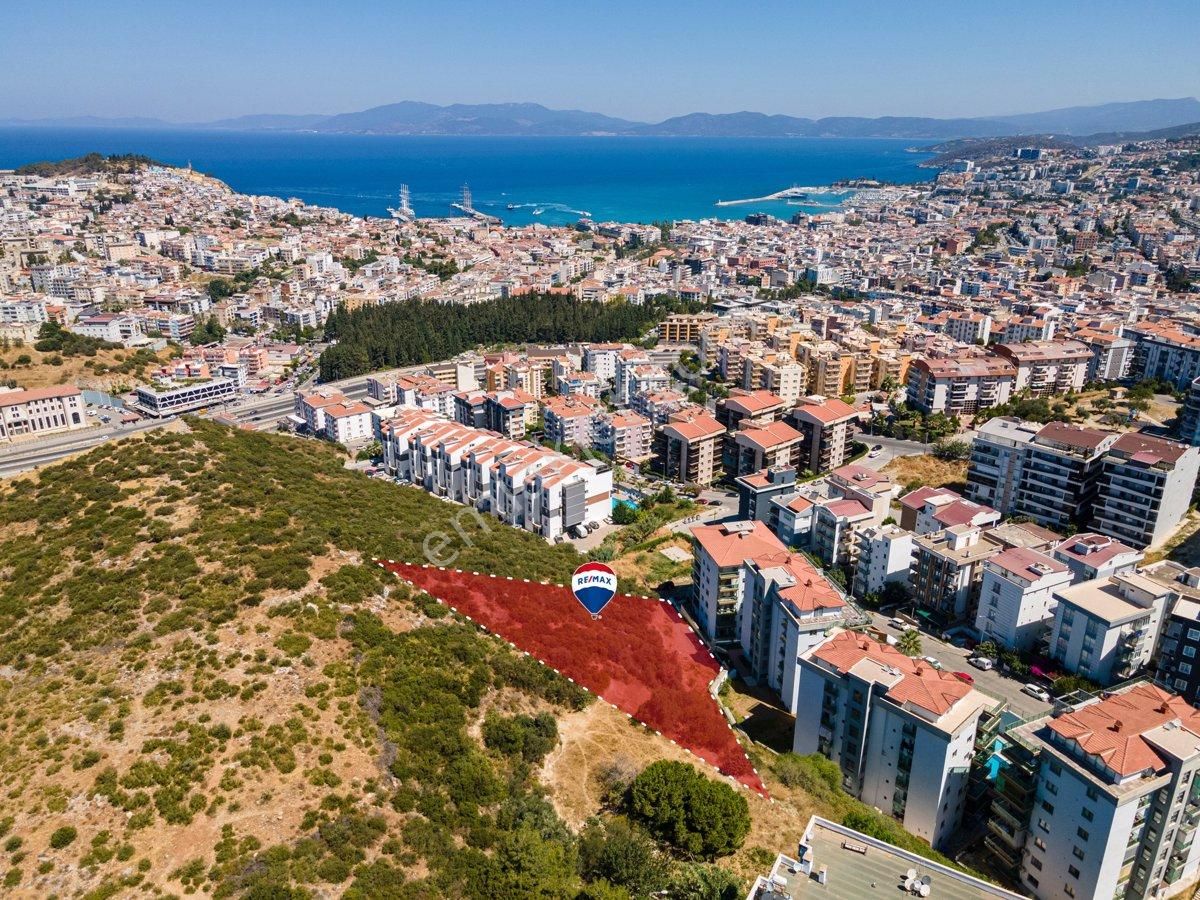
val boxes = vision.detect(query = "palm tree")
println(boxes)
[897,629,922,658]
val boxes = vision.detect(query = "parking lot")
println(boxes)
[866,611,1053,720]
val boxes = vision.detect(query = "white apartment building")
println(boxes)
[994,340,1091,397]
[965,416,1040,513]
[614,349,653,404]
[995,682,1200,900]
[322,402,373,445]
[542,393,600,448]
[794,630,994,851]
[582,343,623,383]
[975,547,1072,652]
[594,411,652,462]
[1049,570,1174,686]
[851,524,914,599]
[0,385,87,441]
[380,407,612,541]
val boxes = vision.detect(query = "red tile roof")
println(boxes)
[1047,683,1200,777]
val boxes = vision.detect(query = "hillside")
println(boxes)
[0,421,774,898]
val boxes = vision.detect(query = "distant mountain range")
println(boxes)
[4,97,1200,140]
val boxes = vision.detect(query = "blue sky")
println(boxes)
[3,0,1198,121]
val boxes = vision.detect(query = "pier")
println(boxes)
[450,183,502,224]
[715,185,845,207]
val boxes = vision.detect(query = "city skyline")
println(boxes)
[2,0,1198,123]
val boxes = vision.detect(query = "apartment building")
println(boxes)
[739,550,850,712]
[0,385,87,441]
[994,340,1091,397]
[554,369,602,398]
[614,348,653,404]
[901,486,1001,536]
[542,393,600,448]
[906,356,1016,416]
[975,547,1072,652]
[988,683,1200,900]
[851,523,914,600]
[322,401,373,445]
[367,372,457,418]
[1179,376,1200,447]
[735,465,798,523]
[945,311,993,345]
[1128,321,1200,390]
[715,388,785,431]
[965,416,1040,513]
[1052,533,1143,584]
[691,520,784,646]
[630,389,690,427]
[658,311,718,343]
[1155,566,1200,704]
[911,524,1002,622]
[656,408,724,485]
[593,411,652,462]
[728,420,803,478]
[759,357,807,405]
[1048,570,1173,686]
[483,389,537,440]
[380,407,612,542]
[1089,433,1200,550]
[1013,423,1118,532]
[787,394,860,474]
[794,630,994,850]
[582,342,623,383]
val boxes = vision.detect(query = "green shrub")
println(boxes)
[626,761,749,859]
[49,826,77,849]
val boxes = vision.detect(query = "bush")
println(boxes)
[578,818,670,896]
[49,826,77,849]
[482,712,559,763]
[625,761,749,860]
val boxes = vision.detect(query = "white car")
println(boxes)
[1022,683,1052,703]
[887,617,911,630]
[921,656,944,670]
[968,657,996,671]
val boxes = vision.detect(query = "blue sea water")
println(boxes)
[0,128,936,226]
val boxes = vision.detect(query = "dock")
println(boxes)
[451,184,502,225]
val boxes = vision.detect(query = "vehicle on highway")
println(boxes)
[1022,683,1052,702]
[952,671,974,685]
[968,656,996,671]
[921,656,944,670]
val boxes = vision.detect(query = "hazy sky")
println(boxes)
[4,0,1198,122]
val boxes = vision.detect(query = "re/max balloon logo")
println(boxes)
[571,562,617,618]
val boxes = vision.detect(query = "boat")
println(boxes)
[532,208,544,216]
[506,203,516,210]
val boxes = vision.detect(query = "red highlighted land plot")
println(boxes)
[380,561,767,797]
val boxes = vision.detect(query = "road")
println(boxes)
[0,419,168,478]
[856,434,929,471]
[866,610,1052,720]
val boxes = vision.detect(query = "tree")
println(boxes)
[578,818,670,897]
[931,439,970,461]
[667,863,743,900]
[896,629,922,657]
[473,826,578,899]
[612,503,639,526]
[190,315,227,346]
[625,761,750,860]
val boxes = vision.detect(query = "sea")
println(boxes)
[0,128,937,226]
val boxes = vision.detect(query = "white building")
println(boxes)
[794,630,995,850]
[994,682,1200,900]
[851,524,914,599]
[1090,433,1200,550]
[691,520,785,647]
[739,550,851,712]
[975,547,1072,652]
[1049,570,1174,685]
[0,385,88,441]
[1052,533,1143,584]
[133,377,239,417]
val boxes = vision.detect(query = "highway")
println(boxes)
[0,419,168,478]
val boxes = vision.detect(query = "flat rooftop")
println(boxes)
[749,817,1023,899]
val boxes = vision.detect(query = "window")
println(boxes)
[1042,800,1055,814]
[1177,678,1190,691]
[1064,884,1075,897]
[1082,808,1094,822]
[1037,818,1050,833]
[1186,645,1197,659]
[1073,845,1085,860]
[1069,865,1081,879]
[1188,628,1200,641]
[1030,856,1043,870]
[1034,836,1047,851]
[1026,875,1039,888]
[1181,662,1193,676]
[1086,786,1099,801]
[1077,827,1089,841]
[1049,761,1062,776]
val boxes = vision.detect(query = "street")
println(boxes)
[865,609,1052,720]
[0,418,168,478]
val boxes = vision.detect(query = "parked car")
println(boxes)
[1022,683,1052,703]
[952,671,975,685]
[921,656,944,670]
[968,657,996,671]
[888,617,916,631]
